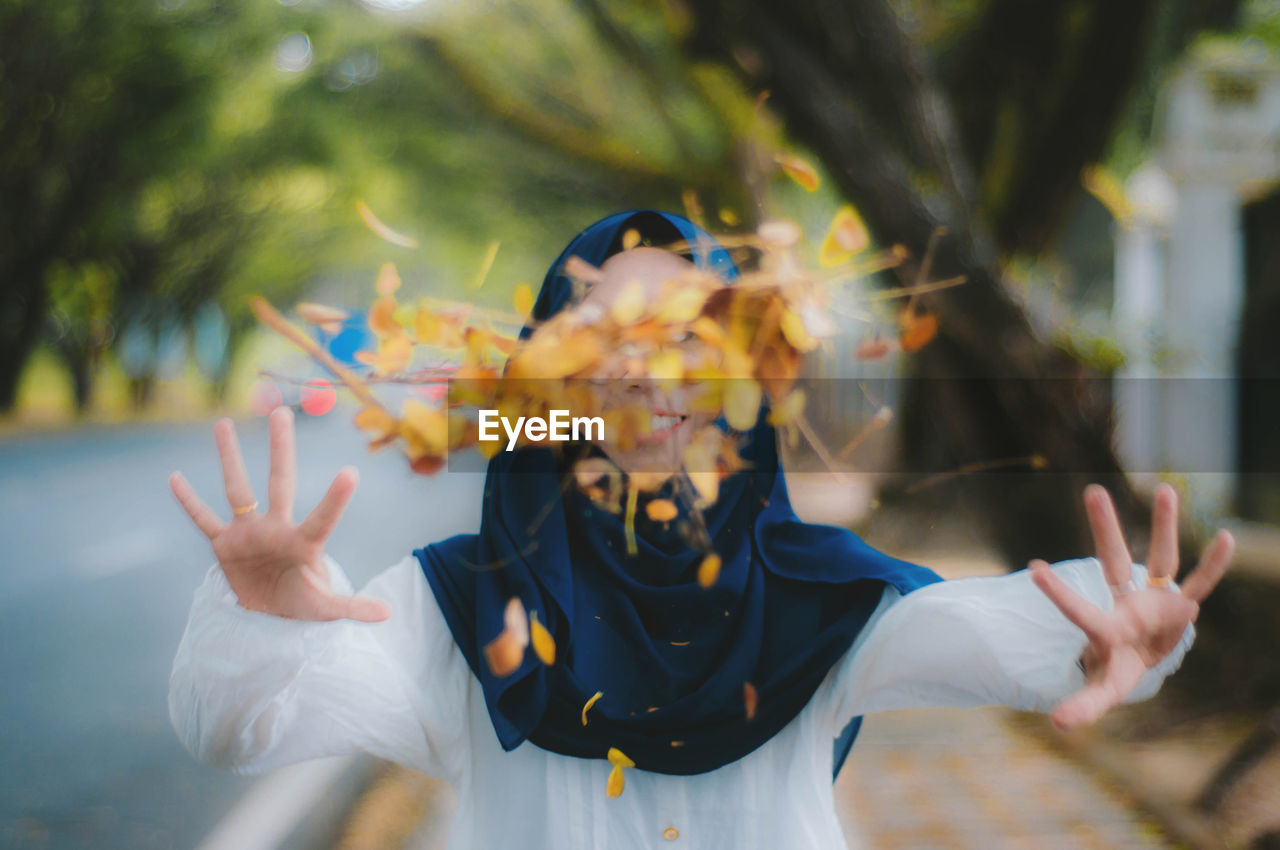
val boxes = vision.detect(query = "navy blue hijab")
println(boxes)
[415,210,942,779]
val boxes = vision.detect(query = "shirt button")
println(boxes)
[663,826,679,841]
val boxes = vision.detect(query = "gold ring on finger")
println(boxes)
[232,500,259,516]
[1147,574,1174,590]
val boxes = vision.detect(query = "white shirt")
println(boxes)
[168,555,1192,850]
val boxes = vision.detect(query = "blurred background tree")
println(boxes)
[0,0,1269,567]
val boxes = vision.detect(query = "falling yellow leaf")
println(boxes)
[779,309,818,352]
[718,208,740,226]
[697,553,722,588]
[529,610,556,665]
[354,405,398,449]
[355,200,420,249]
[469,240,501,290]
[621,228,641,250]
[767,389,806,427]
[723,379,763,430]
[606,765,625,799]
[412,306,441,345]
[611,281,647,325]
[400,398,448,456]
[775,153,820,192]
[368,295,401,338]
[513,282,535,317]
[819,205,871,267]
[624,483,639,556]
[582,691,604,726]
[647,350,684,382]
[607,747,635,768]
[645,499,679,523]
[655,286,709,324]
[743,682,758,720]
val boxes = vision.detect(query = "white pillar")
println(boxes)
[1113,219,1164,476]
[1163,180,1245,509]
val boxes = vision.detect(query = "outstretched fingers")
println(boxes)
[215,418,258,516]
[297,466,359,543]
[1083,484,1133,587]
[1030,559,1117,647]
[267,406,297,522]
[1146,483,1179,582]
[1178,529,1236,604]
[1050,650,1146,729]
[170,471,225,539]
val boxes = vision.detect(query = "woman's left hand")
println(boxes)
[1030,482,1235,729]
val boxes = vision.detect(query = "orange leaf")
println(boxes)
[743,682,758,721]
[529,610,556,665]
[697,553,722,588]
[645,499,679,523]
[899,309,939,352]
[775,153,820,192]
[368,295,402,337]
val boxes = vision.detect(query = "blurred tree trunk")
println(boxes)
[681,0,1239,566]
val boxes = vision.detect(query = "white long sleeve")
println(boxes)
[167,553,471,781]
[824,556,1196,729]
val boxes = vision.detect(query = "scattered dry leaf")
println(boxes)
[529,610,556,665]
[582,691,604,726]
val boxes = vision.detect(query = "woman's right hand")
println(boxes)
[169,405,390,623]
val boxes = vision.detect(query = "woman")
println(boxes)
[168,210,1234,848]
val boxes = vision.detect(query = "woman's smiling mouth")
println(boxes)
[637,409,688,445]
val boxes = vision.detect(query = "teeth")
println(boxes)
[648,413,682,432]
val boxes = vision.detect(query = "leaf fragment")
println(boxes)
[743,682,758,721]
[899,309,939,352]
[819,205,870,266]
[775,153,820,192]
[529,610,556,665]
[513,282,535,317]
[606,765,625,799]
[697,553,722,588]
[645,499,679,523]
[582,691,604,726]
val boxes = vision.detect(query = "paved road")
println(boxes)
[835,707,1171,849]
[0,407,485,849]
